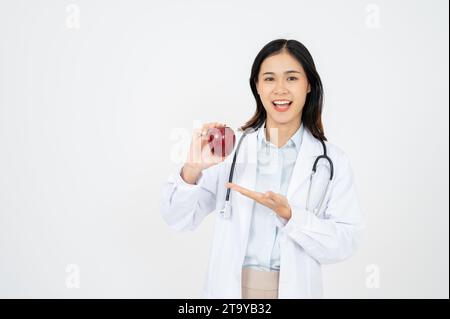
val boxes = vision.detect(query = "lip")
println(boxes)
[272,100,292,112]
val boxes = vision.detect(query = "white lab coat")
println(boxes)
[160,127,365,298]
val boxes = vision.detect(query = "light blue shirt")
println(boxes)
[243,123,304,271]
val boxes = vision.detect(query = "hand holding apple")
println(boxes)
[207,126,236,158]
[182,122,234,184]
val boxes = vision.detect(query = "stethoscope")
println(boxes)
[219,124,334,219]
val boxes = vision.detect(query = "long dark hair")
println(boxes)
[240,39,326,141]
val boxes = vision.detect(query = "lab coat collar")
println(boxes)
[286,126,324,199]
[257,122,304,153]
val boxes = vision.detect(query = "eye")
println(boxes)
[287,76,298,81]
[264,77,274,81]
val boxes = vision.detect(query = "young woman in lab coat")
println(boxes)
[161,39,364,299]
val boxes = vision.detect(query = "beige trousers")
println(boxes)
[241,267,280,299]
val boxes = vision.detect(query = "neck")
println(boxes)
[264,117,301,148]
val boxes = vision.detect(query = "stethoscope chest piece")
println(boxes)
[220,200,232,219]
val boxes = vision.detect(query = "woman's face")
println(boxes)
[256,50,310,127]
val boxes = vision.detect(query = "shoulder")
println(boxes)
[322,140,355,179]
[235,128,258,138]
[233,129,258,149]
[303,127,348,164]
[323,140,348,161]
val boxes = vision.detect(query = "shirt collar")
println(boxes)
[257,122,304,152]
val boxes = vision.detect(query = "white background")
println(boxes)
[0,0,448,298]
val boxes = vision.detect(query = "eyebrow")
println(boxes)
[262,70,303,75]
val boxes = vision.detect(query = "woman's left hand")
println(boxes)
[225,182,292,220]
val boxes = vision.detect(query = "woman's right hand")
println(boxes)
[181,122,228,184]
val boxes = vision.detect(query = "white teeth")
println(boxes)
[273,101,291,105]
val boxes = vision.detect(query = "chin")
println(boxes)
[269,115,294,125]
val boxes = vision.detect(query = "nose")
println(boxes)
[274,79,288,94]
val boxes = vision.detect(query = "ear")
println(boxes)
[307,83,311,93]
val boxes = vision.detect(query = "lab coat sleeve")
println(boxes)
[160,164,220,232]
[280,152,365,264]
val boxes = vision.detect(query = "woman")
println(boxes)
[161,39,365,299]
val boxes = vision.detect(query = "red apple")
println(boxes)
[207,126,236,157]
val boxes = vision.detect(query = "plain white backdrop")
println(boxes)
[0,0,448,298]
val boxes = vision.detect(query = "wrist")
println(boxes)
[279,206,292,220]
[181,164,203,184]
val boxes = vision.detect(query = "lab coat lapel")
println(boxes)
[286,128,323,200]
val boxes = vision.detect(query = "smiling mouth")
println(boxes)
[272,100,292,112]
